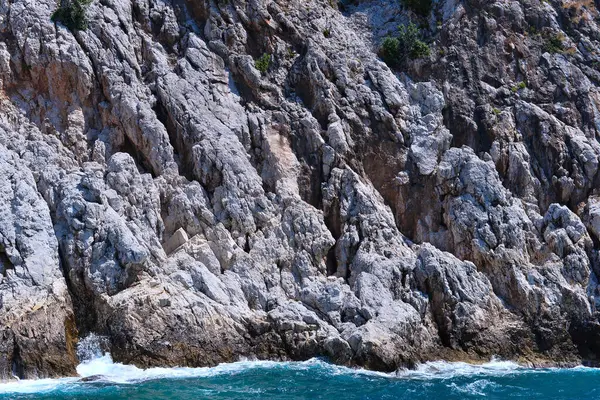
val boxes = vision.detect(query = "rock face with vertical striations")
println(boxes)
[0,144,77,379]
[1,0,600,379]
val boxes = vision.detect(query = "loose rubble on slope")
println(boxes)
[0,0,599,379]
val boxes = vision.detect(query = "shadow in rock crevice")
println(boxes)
[0,245,14,277]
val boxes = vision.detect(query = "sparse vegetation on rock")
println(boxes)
[543,32,565,53]
[381,23,430,67]
[255,53,271,74]
[51,0,93,31]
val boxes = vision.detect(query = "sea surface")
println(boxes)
[0,352,598,399]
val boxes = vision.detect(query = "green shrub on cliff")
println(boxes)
[255,53,271,74]
[381,37,402,66]
[52,0,93,31]
[543,33,565,54]
[380,23,430,68]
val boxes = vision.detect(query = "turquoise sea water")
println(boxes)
[1,355,599,400]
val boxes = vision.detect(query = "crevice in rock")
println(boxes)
[152,98,194,181]
[56,243,99,339]
[362,139,407,227]
[117,133,156,177]
[324,196,342,277]
[289,137,324,209]
[228,71,260,106]
[444,104,493,154]
[0,244,14,277]
[288,61,332,131]
[522,133,555,214]
[243,233,251,253]
[182,0,209,29]
[244,28,274,61]
[10,339,24,380]
[570,320,600,367]
[325,245,337,276]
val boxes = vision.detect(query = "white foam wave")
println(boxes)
[0,377,76,395]
[75,354,304,384]
[0,356,392,394]
[0,354,596,395]
[449,379,500,396]
[395,357,524,380]
[0,356,293,394]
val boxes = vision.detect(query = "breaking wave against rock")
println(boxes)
[1,345,598,399]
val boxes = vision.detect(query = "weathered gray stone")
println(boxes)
[163,228,189,255]
[1,0,600,379]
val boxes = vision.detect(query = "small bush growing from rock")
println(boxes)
[381,23,430,68]
[381,37,401,66]
[543,33,565,54]
[511,81,526,93]
[255,53,271,74]
[52,0,93,31]
[402,0,432,16]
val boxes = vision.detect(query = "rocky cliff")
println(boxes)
[1,0,600,379]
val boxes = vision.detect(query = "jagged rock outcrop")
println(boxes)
[0,144,77,379]
[1,0,600,379]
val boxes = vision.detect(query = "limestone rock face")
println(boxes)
[1,0,600,378]
[0,145,77,379]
